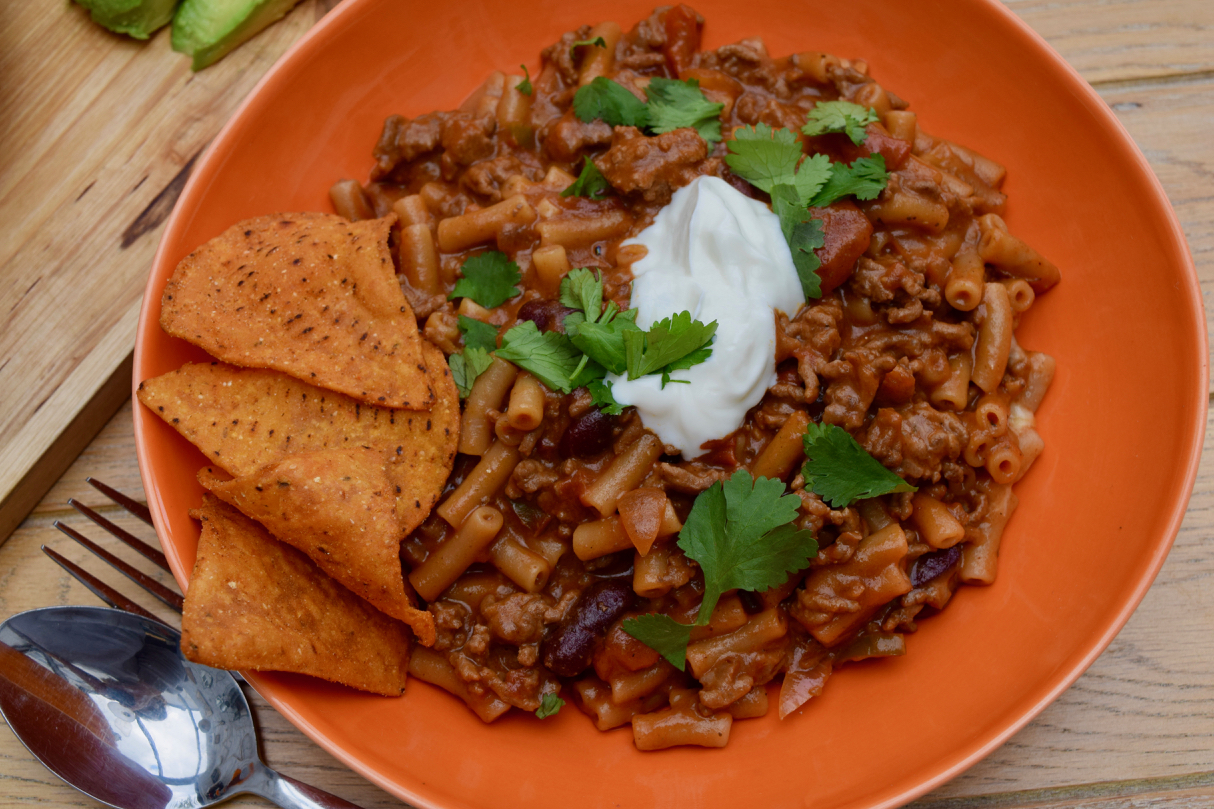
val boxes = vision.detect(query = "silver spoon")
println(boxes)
[0,605,363,809]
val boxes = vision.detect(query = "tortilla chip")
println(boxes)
[160,212,433,409]
[180,495,410,696]
[198,451,437,646]
[136,342,459,481]
[389,341,460,534]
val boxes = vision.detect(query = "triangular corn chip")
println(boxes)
[387,342,460,536]
[160,212,433,409]
[180,496,410,696]
[136,344,459,481]
[199,450,437,646]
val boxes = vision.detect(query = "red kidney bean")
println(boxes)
[542,580,634,677]
[736,590,764,614]
[910,545,962,587]
[517,299,575,333]
[587,552,634,581]
[560,408,613,457]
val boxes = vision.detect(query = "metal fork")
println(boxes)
[46,478,185,624]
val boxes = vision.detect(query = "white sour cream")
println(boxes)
[607,176,803,458]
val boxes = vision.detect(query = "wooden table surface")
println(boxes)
[2,1,1212,807]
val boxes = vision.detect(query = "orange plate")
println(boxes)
[133,1,1207,807]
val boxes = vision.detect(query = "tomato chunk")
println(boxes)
[810,199,873,294]
[663,5,701,78]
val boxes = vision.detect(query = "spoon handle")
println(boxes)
[248,767,366,809]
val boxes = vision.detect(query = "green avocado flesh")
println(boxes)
[171,0,302,70]
[75,0,178,39]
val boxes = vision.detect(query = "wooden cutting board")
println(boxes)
[1,0,1212,547]
[0,0,341,543]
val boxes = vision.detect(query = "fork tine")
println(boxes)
[86,477,153,526]
[41,546,160,623]
[68,498,170,573]
[53,521,185,613]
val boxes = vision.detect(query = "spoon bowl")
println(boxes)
[0,606,359,809]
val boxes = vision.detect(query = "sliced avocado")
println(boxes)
[171,0,302,70]
[74,0,178,40]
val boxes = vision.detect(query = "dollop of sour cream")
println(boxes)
[607,176,803,458]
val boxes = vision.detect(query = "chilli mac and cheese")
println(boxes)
[159,5,1060,752]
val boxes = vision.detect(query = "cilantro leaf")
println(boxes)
[801,422,917,507]
[562,310,586,339]
[645,77,724,144]
[624,311,716,380]
[570,35,606,57]
[449,347,493,398]
[568,355,607,390]
[621,614,693,671]
[512,498,548,531]
[788,219,825,299]
[449,251,521,308]
[458,315,498,352]
[561,157,611,200]
[557,273,642,375]
[587,379,625,415]
[572,316,640,375]
[724,126,884,296]
[535,692,565,718]
[573,77,649,128]
[718,472,805,557]
[624,470,818,668]
[724,123,802,194]
[559,268,604,318]
[809,155,889,208]
[792,152,833,203]
[727,128,831,299]
[572,76,721,145]
[771,184,825,300]
[495,321,585,393]
[504,284,714,397]
[517,65,533,97]
[678,471,818,622]
[660,345,712,387]
[801,100,879,146]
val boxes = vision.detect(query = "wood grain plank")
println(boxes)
[0,307,135,542]
[1004,0,1214,85]
[0,4,142,209]
[0,1,329,544]
[915,771,1214,809]
[1093,76,1214,394]
[33,400,146,518]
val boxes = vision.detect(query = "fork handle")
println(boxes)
[245,767,365,809]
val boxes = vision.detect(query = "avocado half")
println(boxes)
[171,0,303,70]
[75,0,178,40]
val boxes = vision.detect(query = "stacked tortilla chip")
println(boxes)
[182,497,412,696]
[140,212,459,695]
